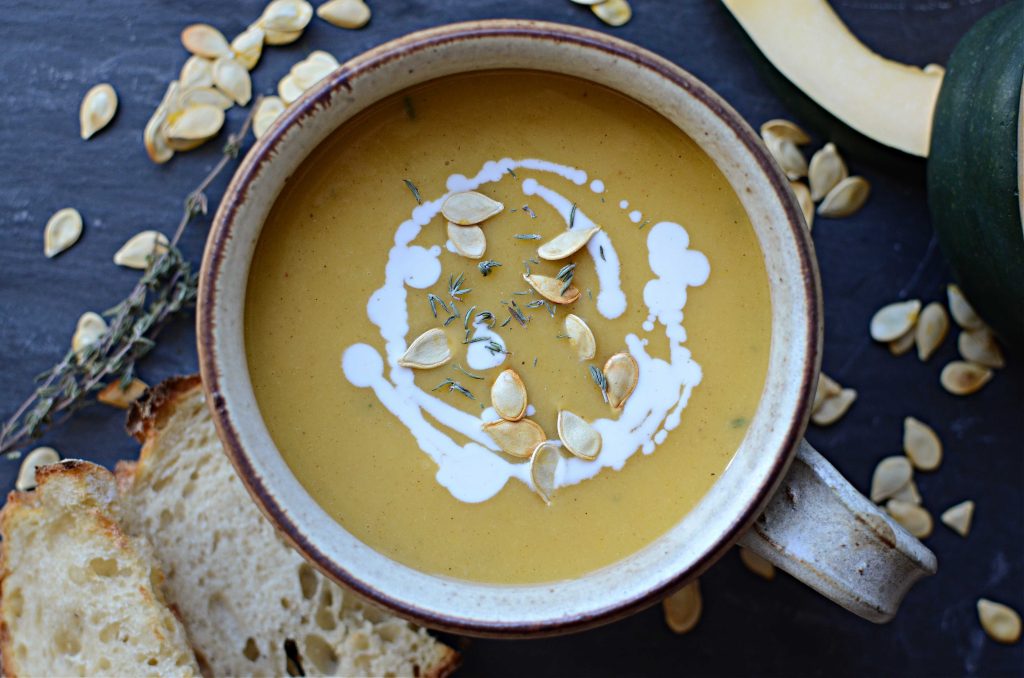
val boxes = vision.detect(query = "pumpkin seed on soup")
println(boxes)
[537,226,600,260]
[530,441,561,504]
[603,352,638,410]
[491,369,527,422]
[483,418,546,459]
[398,328,450,369]
[557,410,602,460]
[523,273,581,304]
[564,314,596,360]
[442,191,503,225]
[447,223,487,259]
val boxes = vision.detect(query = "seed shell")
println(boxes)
[808,142,848,201]
[940,361,993,396]
[557,410,601,460]
[291,56,336,90]
[491,369,528,422]
[870,455,913,503]
[165,104,225,142]
[811,372,841,412]
[72,311,108,359]
[179,56,214,89]
[442,191,504,225]
[903,416,942,471]
[765,133,807,180]
[537,226,600,260]
[447,223,486,259]
[483,418,546,459]
[885,499,933,538]
[604,352,639,410]
[817,176,870,218]
[79,83,118,140]
[739,548,776,581]
[397,328,450,369]
[592,0,632,27]
[97,378,149,409]
[888,327,916,356]
[947,283,984,329]
[760,119,810,145]
[790,181,814,231]
[177,86,234,110]
[958,328,1005,369]
[564,314,596,360]
[113,231,169,269]
[278,74,305,103]
[977,599,1022,644]
[530,441,561,504]
[870,299,921,342]
[940,500,974,537]
[810,388,856,426]
[891,479,922,505]
[213,57,251,106]
[317,0,372,28]
[43,208,83,258]
[915,302,949,361]
[263,27,303,45]
[15,447,61,492]
[662,580,701,634]
[523,273,581,304]
[260,0,314,32]
[181,23,231,58]
[231,25,265,70]
[253,96,286,139]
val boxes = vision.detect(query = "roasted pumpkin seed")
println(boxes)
[790,181,814,231]
[760,119,810,145]
[958,328,1005,369]
[317,0,372,28]
[765,133,807,180]
[491,369,527,421]
[43,208,83,258]
[79,83,118,140]
[537,226,600,260]
[165,104,225,141]
[113,231,169,269]
[811,372,841,412]
[177,86,234,110]
[885,499,933,538]
[483,418,546,459]
[442,191,503,225]
[947,283,984,329]
[253,96,286,139]
[940,361,993,395]
[903,416,942,471]
[739,547,776,580]
[810,388,856,426]
[263,27,303,45]
[530,441,560,504]
[662,580,701,634]
[870,456,913,503]
[604,352,639,410]
[915,302,949,361]
[98,378,148,409]
[231,25,265,70]
[523,273,581,304]
[888,327,916,356]
[397,328,450,369]
[180,55,214,89]
[592,0,632,26]
[564,314,596,361]
[891,479,922,505]
[292,57,336,90]
[181,24,231,58]
[808,142,848,201]
[977,599,1021,644]
[446,223,486,259]
[213,57,251,106]
[870,299,921,342]
[15,446,61,492]
[817,176,870,218]
[260,0,314,32]
[940,500,974,537]
[278,73,305,103]
[557,410,601,460]
[72,311,108,359]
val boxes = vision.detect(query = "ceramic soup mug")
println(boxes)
[198,20,937,636]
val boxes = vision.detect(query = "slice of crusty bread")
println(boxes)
[0,460,200,678]
[116,376,459,678]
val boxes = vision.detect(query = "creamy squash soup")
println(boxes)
[245,71,771,584]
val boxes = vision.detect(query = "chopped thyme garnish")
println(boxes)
[478,260,502,276]
[506,168,518,180]
[589,365,609,403]
[556,263,576,295]
[511,290,531,296]
[569,202,578,229]
[587,288,593,300]
[546,302,556,318]
[464,305,476,330]
[432,378,475,400]
[442,313,459,327]
[556,333,570,339]
[476,311,495,328]
[453,363,484,380]
[426,293,449,318]
[500,316,512,328]
[448,272,471,300]
[525,300,545,309]
[403,179,422,204]
[463,335,489,345]
[639,219,650,230]
[514,233,541,240]
[533,357,538,367]
[599,245,606,261]
[523,205,537,218]
[403,96,416,120]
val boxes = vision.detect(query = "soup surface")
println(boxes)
[245,70,771,584]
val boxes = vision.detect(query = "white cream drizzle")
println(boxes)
[341,158,709,503]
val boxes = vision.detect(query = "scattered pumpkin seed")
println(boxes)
[604,352,639,410]
[903,416,942,471]
[213,57,252,106]
[253,96,286,139]
[180,55,214,89]
[181,23,231,58]
[165,104,225,142]
[810,388,856,426]
[760,119,810,145]
[177,86,234,110]
[15,446,61,492]
[307,50,340,66]
[530,441,561,504]
[870,299,922,342]
[977,599,1022,644]
[958,328,1005,369]
[277,73,305,103]
[811,372,841,412]
[43,208,83,258]
[940,500,974,537]
[765,133,807,180]
[442,191,504,225]
[790,181,814,231]
[940,361,993,396]
[739,547,776,580]
[144,81,178,164]
[79,83,117,140]
[564,314,596,361]
[888,327,916,356]
[491,369,528,421]
[662,580,701,634]
[447,223,486,259]
[885,499,933,538]
[483,418,546,459]
[915,302,949,361]
[231,25,265,70]
[317,0,372,28]
[947,283,984,329]
[537,226,600,260]
[292,57,336,90]
[260,0,314,32]
[263,27,303,45]
[817,176,870,218]
[591,0,632,26]
[113,231,169,269]
[397,328,450,369]
[523,273,581,304]
[557,410,602,460]
[97,378,149,409]
[808,142,848,201]
[870,455,913,503]
[891,478,922,505]
[72,311,108,359]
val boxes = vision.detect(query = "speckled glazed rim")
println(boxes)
[198,20,821,638]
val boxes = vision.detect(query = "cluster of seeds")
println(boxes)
[398,190,640,505]
[569,0,633,27]
[760,119,870,229]
[869,284,1005,395]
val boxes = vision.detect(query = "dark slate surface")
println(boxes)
[1,1,1021,675]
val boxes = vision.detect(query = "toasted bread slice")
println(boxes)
[0,460,199,677]
[116,376,458,677]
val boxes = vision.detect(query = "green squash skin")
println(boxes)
[928,0,1024,348]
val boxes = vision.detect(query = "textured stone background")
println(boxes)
[0,1,1020,675]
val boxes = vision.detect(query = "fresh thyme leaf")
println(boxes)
[514,233,541,240]
[599,245,606,261]
[431,377,475,399]
[476,311,495,328]
[533,357,538,367]
[509,300,529,327]
[547,302,556,318]
[463,336,489,345]
[589,365,609,403]
[478,260,502,276]
[448,272,471,300]
[512,290,531,296]
[506,168,518,180]
[525,300,545,309]
[587,288,593,300]
[454,363,484,380]
[526,258,539,265]
[443,314,459,327]
[556,333,570,339]
[403,179,422,204]
[500,316,512,328]
[464,305,476,330]
[403,96,416,120]
[485,341,508,355]
[556,263,576,295]
[427,293,449,318]
[569,202,578,229]
[639,219,650,229]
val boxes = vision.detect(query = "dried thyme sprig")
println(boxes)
[0,105,258,459]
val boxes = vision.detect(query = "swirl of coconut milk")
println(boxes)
[341,158,709,503]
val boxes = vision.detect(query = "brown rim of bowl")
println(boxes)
[198,19,821,637]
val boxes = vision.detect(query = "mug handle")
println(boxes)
[737,439,937,623]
